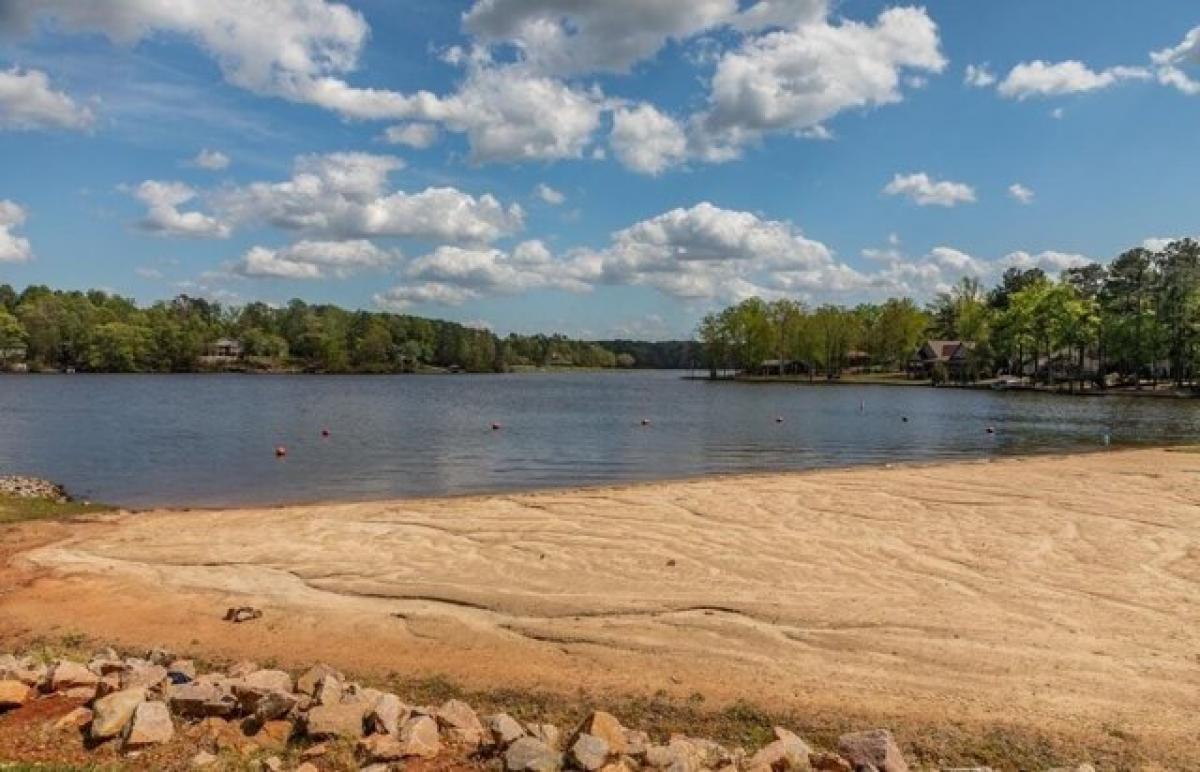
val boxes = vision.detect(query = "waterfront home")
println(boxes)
[909,340,975,378]
[208,338,243,360]
[0,344,27,370]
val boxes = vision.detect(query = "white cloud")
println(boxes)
[1151,26,1200,95]
[610,103,689,175]
[998,60,1150,100]
[695,7,946,160]
[381,123,439,149]
[884,172,976,207]
[1142,237,1178,252]
[998,250,1091,273]
[1051,107,1065,119]
[0,66,94,131]
[534,183,565,205]
[133,180,231,238]
[1008,183,1035,205]
[189,149,230,170]
[964,64,996,88]
[461,0,738,76]
[0,200,34,263]
[234,239,400,279]
[374,282,480,311]
[214,152,524,243]
[406,242,578,296]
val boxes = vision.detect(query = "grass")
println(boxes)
[0,495,113,525]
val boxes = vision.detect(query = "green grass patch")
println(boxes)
[0,495,114,525]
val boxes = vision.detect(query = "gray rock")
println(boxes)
[120,662,169,690]
[359,732,406,762]
[306,702,366,739]
[576,711,628,755]
[242,669,293,694]
[296,663,340,696]
[254,689,299,721]
[168,682,237,718]
[367,692,408,736]
[570,733,612,771]
[123,700,174,748]
[528,723,563,751]
[837,729,908,772]
[488,712,529,748]
[506,736,564,772]
[50,660,100,692]
[398,714,442,758]
[436,698,486,747]
[90,687,146,740]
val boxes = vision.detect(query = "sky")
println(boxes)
[0,1,1198,340]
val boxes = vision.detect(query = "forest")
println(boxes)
[0,285,633,373]
[699,238,1200,389]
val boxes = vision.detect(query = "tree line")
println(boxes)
[700,238,1200,389]
[0,285,634,373]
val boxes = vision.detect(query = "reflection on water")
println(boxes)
[0,371,1196,507]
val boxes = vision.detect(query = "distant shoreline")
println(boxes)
[691,373,1200,398]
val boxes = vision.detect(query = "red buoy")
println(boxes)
[274,445,287,457]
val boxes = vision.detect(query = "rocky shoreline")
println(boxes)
[0,649,1098,772]
[0,475,70,502]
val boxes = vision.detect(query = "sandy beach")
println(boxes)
[3,448,1199,765]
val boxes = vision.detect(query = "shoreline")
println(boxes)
[3,448,1199,767]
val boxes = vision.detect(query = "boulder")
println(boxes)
[87,657,125,677]
[242,669,293,694]
[296,663,340,696]
[228,660,260,678]
[360,732,406,762]
[488,712,529,748]
[188,716,258,754]
[570,733,612,771]
[746,727,812,772]
[506,736,564,772]
[123,700,174,748]
[247,719,293,751]
[399,714,442,758]
[437,698,486,747]
[64,686,98,702]
[252,689,298,721]
[313,673,343,706]
[624,729,651,758]
[96,673,121,699]
[90,687,146,740]
[120,662,169,690]
[576,711,628,755]
[305,702,366,740]
[0,679,33,709]
[837,729,908,772]
[809,752,852,772]
[53,706,94,731]
[529,723,563,751]
[367,692,408,736]
[49,661,100,692]
[146,647,175,666]
[168,659,197,682]
[168,682,237,718]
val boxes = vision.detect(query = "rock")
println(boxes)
[228,660,259,678]
[837,729,908,772]
[295,764,319,772]
[252,689,299,721]
[168,682,238,718]
[367,692,408,736]
[599,761,637,772]
[296,663,340,696]
[90,687,146,740]
[746,727,812,772]
[360,732,406,762]
[577,711,628,755]
[123,700,174,748]
[96,673,121,698]
[248,719,294,751]
[260,756,284,772]
[809,752,852,772]
[399,714,442,758]
[570,733,612,770]
[88,657,125,677]
[306,702,366,739]
[506,736,564,772]
[189,716,257,754]
[0,679,33,708]
[224,606,263,623]
[147,647,175,666]
[529,723,563,751]
[313,673,343,706]
[437,698,486,747]
[242,669,293,694]
[488,712,529,748]
[344,683,382,705]
[190,750,218,768]
[301,742,331,758]
[624,730,651,758]
[64,686,98,701]
[120,662,169,690]
[50,660,100,692]
[53,706,94,731]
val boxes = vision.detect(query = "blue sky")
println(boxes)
[0,0,1198,339]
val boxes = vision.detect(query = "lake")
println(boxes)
[1,371,1197,508]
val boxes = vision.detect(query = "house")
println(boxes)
[0,344,27,364]
[208,338,243,360]
[754,359,811,376]
[909,340,976,378]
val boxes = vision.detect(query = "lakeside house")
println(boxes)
[0,344,27,372]
[198,338,244,367]
[755,359,811,376]
[909,340,976,378]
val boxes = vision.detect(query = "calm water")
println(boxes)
[1,371,1197,508]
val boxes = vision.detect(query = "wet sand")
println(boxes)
[3,448,1199,762]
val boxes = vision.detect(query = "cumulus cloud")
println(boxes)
[133,180,231,238]
[406,241,580,296]
[233,239,399,279]
[534,183,565,205]
[213,152,524,243]
[374,283,480,311]
[188,149,230,170]
[999,249,1091,273]
[998,60,1150,99]
[610,103,689,175]
[964,64,996,88]
[884,173,976,207]
[694,7,946,160]
[0,200,33,262]
[1008,183,1035,204]
[0,66,94,131]
[381,122,439,148]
